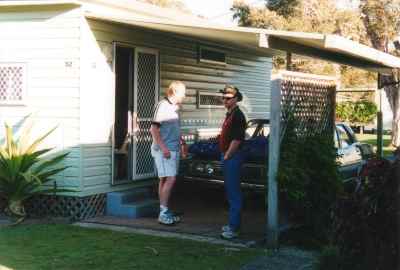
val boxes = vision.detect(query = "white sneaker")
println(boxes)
[221,225,230,232]
[158,212,175,225]
[221,226,239,239]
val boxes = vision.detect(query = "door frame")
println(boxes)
[111,42,160,185]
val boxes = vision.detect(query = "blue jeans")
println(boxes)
[221,152,243,231]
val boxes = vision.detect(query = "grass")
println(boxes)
[0,224,263,270]
[356,133,395,156]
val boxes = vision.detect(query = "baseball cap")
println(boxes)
[219,85,243,102]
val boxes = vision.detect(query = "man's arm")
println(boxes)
[224,140,241,160]
[150,124,171,158]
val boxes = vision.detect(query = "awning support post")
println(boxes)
[267,78,281,248]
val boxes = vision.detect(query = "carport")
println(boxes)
[83,3,400,246]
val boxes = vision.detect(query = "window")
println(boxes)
[198,46,226,65]
[197,91,224,109]
[336,125,352,148]
[0,63,26,104]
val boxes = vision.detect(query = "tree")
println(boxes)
[232,0,341,74]
[359,0,400,146]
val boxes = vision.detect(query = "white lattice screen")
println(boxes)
[0,63,26,103]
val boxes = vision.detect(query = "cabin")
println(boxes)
[1,0,399,222]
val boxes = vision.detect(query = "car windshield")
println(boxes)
[245,121,270,139]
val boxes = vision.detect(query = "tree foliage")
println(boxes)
[336,100,378,124]
[231,0,374,87]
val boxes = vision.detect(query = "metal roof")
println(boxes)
[2,0,400,74]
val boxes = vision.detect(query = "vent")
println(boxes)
[0,63,26,105]
[199,46,226,65]
[197,91,224,109]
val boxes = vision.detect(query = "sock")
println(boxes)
[160,205,168,214]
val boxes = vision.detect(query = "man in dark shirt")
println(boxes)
[218,85,247,239]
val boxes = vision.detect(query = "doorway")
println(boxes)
[113,44,159,184]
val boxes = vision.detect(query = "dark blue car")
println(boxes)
[181,119,374,186]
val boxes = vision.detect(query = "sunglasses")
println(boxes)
[222,96,234,101]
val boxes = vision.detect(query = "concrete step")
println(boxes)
[107,199,159,219]
[107,187,155,205]
[106,188,159,219]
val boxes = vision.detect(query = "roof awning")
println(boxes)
[2,0,400,74]
[84,8,400,74]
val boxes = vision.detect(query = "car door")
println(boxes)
[336,124,363,181]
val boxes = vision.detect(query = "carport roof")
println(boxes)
[3,0,400,74]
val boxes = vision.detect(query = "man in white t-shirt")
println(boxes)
[150,81,186,225]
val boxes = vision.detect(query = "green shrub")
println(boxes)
[336,100,377,124]
[314,245,342,270]
[331,156,399,270]
[0,116,70,222]
[278,118,343,241]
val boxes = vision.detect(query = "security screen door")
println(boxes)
[113,46,158,184]
[132,47,159,180]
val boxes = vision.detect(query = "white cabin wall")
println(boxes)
[0,5,82,189]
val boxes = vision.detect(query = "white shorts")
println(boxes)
[151,148,180,178]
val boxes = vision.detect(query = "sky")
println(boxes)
[181,0,265,26]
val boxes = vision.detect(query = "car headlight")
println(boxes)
[194,163,205,173]
[205,164,214,174]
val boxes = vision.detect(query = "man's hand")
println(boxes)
[162,147,171,159]
[224,140,242,161]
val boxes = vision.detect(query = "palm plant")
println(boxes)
[0,117,70,222]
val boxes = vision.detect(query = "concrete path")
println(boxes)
[75,222,249,248]
[241,247,316,270]
[0,214,12,227]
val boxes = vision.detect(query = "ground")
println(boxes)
[0,221,318,270]
[86,180,271,245]
[0,180,317,270]
[357,133,395,156]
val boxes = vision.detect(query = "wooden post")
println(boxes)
[267,77,281,248]
[377,76,384,158]
[286,52,292,71]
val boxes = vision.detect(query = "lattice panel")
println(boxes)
[26,194,106,221]
[137,53,157,118]
[280,74,336,138]
[135,121,155,175]
[0,64,25,102]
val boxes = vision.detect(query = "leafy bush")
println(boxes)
[330,154,399,270]
[278,119,343,241]
[336,100,377,124]
[0,117,70,222]
[314,245,343,270]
